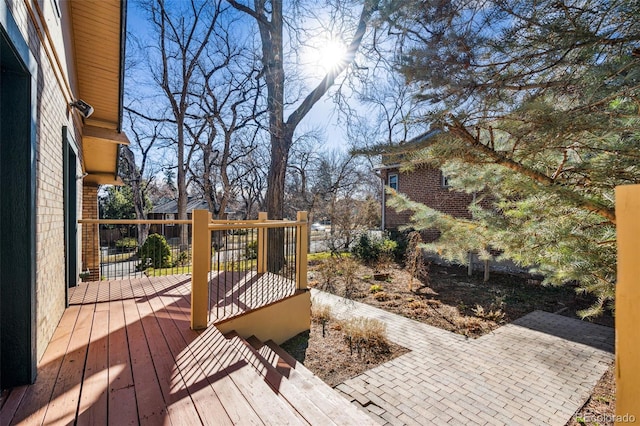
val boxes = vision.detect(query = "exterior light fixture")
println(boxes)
[70,99,94,118]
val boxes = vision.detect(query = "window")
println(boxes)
[388,173,398,190]
[441,173,450,188]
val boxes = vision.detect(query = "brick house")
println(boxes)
[0,0,127,389]
[376,131,478,238]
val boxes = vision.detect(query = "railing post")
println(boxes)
[191,209,211,330]
[257,212,268,274]
[296,211,308,290]
[615,185,640,422]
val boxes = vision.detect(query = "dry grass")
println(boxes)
[340,317,389,358]
[280,317,409,387]
[311,303,332,323]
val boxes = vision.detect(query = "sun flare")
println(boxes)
[305,37,347,75]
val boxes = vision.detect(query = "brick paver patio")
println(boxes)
[311,289,614,426]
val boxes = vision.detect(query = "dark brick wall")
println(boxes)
[382,166,478,232]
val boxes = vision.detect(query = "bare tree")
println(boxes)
[186,27,264,219]
[136,0,222,246]
[226,0,380,220]
[119,112,165,243]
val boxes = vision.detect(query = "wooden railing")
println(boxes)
[78,212,308,330]
[191,210,308,329]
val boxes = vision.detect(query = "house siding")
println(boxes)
[6,0,83,362]
[381,166,477,239]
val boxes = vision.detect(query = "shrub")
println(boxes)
[407,300,428,310]
[317,258,339,292]
[175,250,190,267]
[312,303,332,337]
[373,291,389,301]
[339,257,360,299]
[405,231,429,291]
[369,284,384,294]
[137,233,172,270]
[352,233,397,265]
[387,229,411,263]
[456,316,486,336]
[471,304,506,323]
[340,317,390,357]
[245,240,258,259]
[312,303,332,323]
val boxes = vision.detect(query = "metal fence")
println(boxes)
[78,219,192,281]
[208,223,300,321]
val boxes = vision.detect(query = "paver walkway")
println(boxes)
[311,289,614,426]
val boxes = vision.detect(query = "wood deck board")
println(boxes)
[9,304,82,425]
[149,276,262,426]
[217,336,305,425]
[42,303,95,425]
[0,386,27,426]
[120,281,167,425]
[133,279,204,426]
[145,276,235,426]
[76,309,109,426]
[2,275,321,425]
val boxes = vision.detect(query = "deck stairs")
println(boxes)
[224,332,379,425]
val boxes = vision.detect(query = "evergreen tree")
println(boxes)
[99,186,137,220]
[383,0,640,316]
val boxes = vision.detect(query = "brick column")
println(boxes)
[82,184,100,281]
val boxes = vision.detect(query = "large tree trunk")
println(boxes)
[121,146,149,245]
[176,122,189,251]
[228,0,377,271]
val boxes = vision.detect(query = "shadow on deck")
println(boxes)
[0,275,372,425]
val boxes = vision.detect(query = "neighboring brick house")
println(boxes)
[0,0,127,389]
[379,165,474,229]
[378,165,479,232]
[375,130,479,240]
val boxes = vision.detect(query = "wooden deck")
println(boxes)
[67,272,297,322]
[0,275,375,425]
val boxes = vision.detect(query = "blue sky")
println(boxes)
[125,1,352,153]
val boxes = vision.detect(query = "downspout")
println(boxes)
[117,0,128,134]
[115,0,128,182]
[375,170,385,231]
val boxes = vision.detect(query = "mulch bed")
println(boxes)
[308,261,613,338]
[280,319,409,387]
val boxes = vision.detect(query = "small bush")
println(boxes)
[471,304,506,323]
[175,250,190,267]
[407,300,428,310]
[312,303,332,337]
[341,317,390,357]
[339,257,360,299]
[137,234,172,270]
[456,316,486,336]
[317,258,339,292]
[351,233,397,265]
[312,303,332,324]
[369,284,384,293]
[405,231,429,291]
[245,240,258,259]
